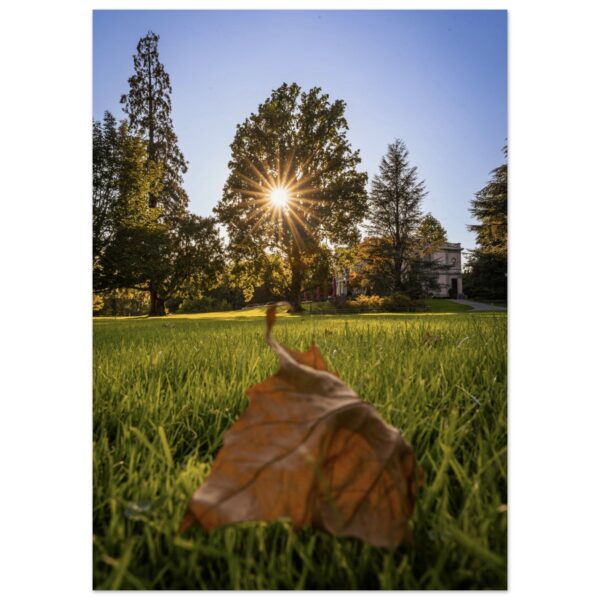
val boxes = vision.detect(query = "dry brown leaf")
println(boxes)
[180,303,423,548]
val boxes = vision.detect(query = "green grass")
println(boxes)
[94,309,507,590]
[299,298,472,314]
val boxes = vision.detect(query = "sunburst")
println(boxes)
[231,150,330,251]
[270,187,289,208]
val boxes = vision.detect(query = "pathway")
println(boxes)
[450,299,507,312]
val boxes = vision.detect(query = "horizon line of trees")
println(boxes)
[93,31,507,316]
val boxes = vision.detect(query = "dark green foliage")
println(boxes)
[94,289,149,317]
[465,147,508,299]
[178,297,234,314]
[93,113,162,292]
[93,112,119,271]
[463,251,507,300]
[119,31,201,315]
[101,212,225,304]
[120,31,189,216]
[468,147,507,256]
[363,140,444,298]
[94,32,224,315]
[215,82,368,311]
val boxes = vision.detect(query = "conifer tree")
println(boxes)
[366,139,430,295]
[464,146,508,299]
[468,147,507,256]
[120,31,188,216]
[120,32,192,314]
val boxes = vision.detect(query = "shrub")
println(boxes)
[94,290,149,316]
[345,293,425,312]
[179,296,233,314]
[346,295,384,310]
[382,293,425,312]
[93,294,105,315]
[165,297,183,313]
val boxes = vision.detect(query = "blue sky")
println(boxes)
[93,10,507,251]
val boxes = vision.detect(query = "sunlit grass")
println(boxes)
[93,311,507,590]
[93,299,474,321]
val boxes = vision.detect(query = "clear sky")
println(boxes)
[93,10,506,251]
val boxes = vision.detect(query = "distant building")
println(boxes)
[332,269,349,297]
[329,241,464,299]
[427,242,463,298]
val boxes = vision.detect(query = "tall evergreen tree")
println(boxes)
[120,32,191,314]
[468,146,507,256]
[215,82,368,311]
[120,31,188,215]
[464,146,508,299]
[366,139,435,296]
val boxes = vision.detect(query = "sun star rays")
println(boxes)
[270,187,289,208]
[231,150,331,252]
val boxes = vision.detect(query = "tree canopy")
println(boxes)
[120,31,189,216]
[362,139,442,297]
[93,33,224,315]
[468,146,507,256]
[417,213,447,254]
[215,82,368,311]
[464,146,508,299]
[93,112,162,292]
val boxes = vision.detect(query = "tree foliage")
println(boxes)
[417,213,447,254]
[362,139,442,297]
[468,146,507,256]
[101,213,224,301]
[215,82,368,310]
[120,31,188,216]
[463,251,507,299]
[93,112,162,291]
[93,33,224,315]
[464,146,508,299]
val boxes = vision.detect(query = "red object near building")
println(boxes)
[316,286,320,301]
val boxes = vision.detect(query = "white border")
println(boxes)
[2,1,600,598]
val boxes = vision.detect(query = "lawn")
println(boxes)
[298,299,473,315]
[93,308,507,590]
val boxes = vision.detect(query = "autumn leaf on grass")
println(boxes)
[180,303,423,548]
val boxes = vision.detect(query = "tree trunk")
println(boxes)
[288,265,304,313]
[149,286,166,316]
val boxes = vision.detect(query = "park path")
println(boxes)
[450,299,507,312]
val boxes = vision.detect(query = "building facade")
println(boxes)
[428,242,463,298]
[328,242,464,299]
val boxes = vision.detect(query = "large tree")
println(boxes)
[100,212,224,307]
[120,31,190,314]
[465,146,508,299]
[93,112,120,275]
[215,82,368,311]
[468,147,507,256]
[120,31,188,215]
[366,139,440,296]
[93,112,162,292]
